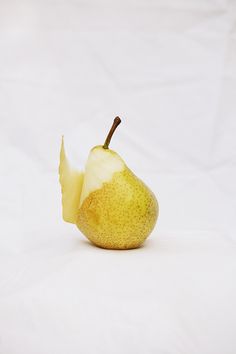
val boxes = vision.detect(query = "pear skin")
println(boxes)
[77,162,158,249]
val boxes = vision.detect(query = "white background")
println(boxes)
[0,0,236,353]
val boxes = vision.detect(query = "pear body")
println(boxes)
[77,167,158,249]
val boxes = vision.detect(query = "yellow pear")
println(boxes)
[59,117,159,249]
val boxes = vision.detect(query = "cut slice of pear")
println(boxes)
[59,137,84,224]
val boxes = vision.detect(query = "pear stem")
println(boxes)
[103,116,121,149]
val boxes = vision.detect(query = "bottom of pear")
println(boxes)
[88,239,144,250]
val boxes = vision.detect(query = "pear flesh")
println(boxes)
[59,141,158,250]
[79,146,124,207]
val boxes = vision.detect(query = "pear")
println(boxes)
[59,117,159,249]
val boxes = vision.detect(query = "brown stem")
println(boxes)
[103,116,121,149]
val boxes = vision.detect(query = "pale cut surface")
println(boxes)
[59,137,84,223]
[79,146,125,207]
[77,167,158,249]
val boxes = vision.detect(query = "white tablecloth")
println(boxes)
[0,0,236,353]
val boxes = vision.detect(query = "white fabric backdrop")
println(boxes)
[0,0,236,353]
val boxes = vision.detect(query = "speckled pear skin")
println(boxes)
[76,168,158,249]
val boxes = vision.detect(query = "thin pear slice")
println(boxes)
[59,137,84,224]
